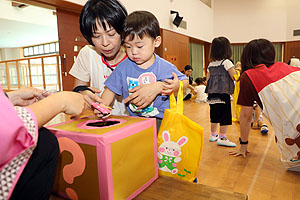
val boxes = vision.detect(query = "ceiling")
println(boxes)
[0,18,58,48]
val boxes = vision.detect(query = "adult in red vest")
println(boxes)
[230,39,300,172]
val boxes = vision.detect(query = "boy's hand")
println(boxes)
[162,72,179,96]
[91,102,111,118]
[124,82,163,109]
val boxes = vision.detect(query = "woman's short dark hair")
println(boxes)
[122,11,160,41]
[184,65,193,71]
[80,0,127,46]
[241,39,275,73]
[209,37,232,61]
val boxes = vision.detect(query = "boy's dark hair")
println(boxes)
[122,11,160,41]
[241,39,275,73]
[195,77,204,85]
[209,36,232,61]
[184,65,193,71]
[80,0,127,46]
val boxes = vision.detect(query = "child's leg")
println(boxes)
[209,123,219,142]
[216,94,236,147]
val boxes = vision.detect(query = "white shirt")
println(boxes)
[195,85,207,102]
[69,45,128,116]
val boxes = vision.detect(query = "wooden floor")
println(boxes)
[183,100,300,200]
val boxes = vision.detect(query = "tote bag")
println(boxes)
[157,81,204,182]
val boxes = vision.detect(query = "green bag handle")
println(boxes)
[169,80,183,114]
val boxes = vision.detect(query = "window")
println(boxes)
[23,41,59,57]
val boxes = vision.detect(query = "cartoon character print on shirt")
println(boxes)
[157,131,188,174]
[127,72,159,117]
[284,123,300,162]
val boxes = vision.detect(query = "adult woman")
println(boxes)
[70,0,162,114]
[230,39,300,172]
[1,87,85,199]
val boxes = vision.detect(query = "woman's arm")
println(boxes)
[229,105,253,157]
[28,92,85,128]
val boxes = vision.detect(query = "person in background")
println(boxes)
[182,65,196,100]
[251,101,269,135]
[1,87,85,200]
[205,36,236,147]
[99,10,188,131]
[232,61,241,122]
[69,0,163,115]
[288,56,300,67]
[194,77,207,103]
[229,39,300,172]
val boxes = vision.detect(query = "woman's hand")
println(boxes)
[123,82,163,109]
[229,144,250,157]
[80,88,103,110]
[7,87,45,106]
[59,91,86,117]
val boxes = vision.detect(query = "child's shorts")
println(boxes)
[207,93,232,126]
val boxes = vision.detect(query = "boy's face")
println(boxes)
[91,19,122,60]
[124,34,161,69]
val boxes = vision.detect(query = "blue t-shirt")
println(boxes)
[104,54,187,119]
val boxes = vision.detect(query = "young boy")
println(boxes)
[99,10,188,130]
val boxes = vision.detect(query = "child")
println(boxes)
[205,36,236,147]
[194,77,207,103]
[251,101,269,135]
[99,10,188,131]
[232,61,241,122]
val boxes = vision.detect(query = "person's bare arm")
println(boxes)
[228,67,237,81]
[28,92,85,128]
[229,105,253,157]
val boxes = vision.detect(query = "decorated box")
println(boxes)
[47,115,158,200]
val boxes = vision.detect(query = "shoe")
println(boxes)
[261,124,269,135]
[217,138,236,147]
[209,134,219,142]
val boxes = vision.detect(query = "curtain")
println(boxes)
[231,43,283,65]
[189,43,204,80]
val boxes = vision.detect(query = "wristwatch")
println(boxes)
[239,137,248,145]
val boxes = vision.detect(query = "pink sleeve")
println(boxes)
[0,89,38,169]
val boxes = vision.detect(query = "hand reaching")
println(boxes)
[8,87,45,106]
[229,144,250,157]
[162,72,179,96]
[80,88,103,110]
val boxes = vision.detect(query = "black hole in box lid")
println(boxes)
[86,120,120,127]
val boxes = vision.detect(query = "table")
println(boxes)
[134,176,248,200]
[48,113,247,200]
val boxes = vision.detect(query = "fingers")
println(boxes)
[88,87,101,94]
[123,92,138,104]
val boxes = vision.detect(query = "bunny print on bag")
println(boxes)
[157,131,188,174]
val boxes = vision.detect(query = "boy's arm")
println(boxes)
[100,88,116,107]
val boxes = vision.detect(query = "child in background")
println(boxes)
[251,102,269,135]
[100,10,188,131]
[205,36,236,147]
[194,77,207,103]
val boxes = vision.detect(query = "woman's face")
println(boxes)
[91,19,122,60]
[185,69,193,77]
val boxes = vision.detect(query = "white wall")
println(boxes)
[65,0,300,43]
[286,0,300,41]
[0,48,21,61]
[0,1,57,27]
[65,0,214,42]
